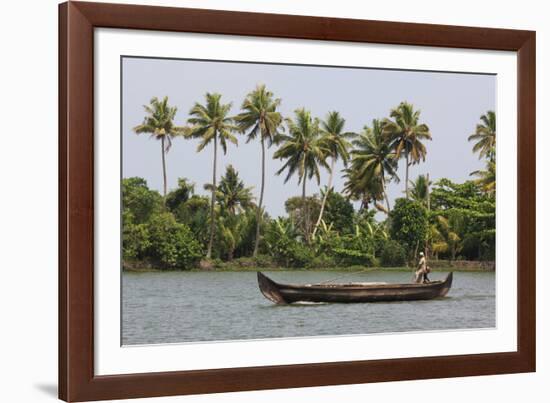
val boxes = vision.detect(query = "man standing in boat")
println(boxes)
[415,252,429,283]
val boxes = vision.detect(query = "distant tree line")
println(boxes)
[123,84,496,270]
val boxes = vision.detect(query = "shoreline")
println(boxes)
[123,265,495,274]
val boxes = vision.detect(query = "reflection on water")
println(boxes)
[122,270,495,345]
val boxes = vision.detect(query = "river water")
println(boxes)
[122,270,495,345]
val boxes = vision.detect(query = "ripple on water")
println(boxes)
[122,270,496,345]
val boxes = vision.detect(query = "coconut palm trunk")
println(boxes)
[253,137,266,257]
[382,103,431,202]
[228,243,235,261]
[313,156,335,238]
[405,150,410,199]
[381,174,391,214]
[302,169,309,243]
[161,137,167,198]
[207,138,218,259]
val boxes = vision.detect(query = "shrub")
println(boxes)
[122,222,150,261]
[332,248,376,267]
[323,191,355,234]
[253,254,275,268]
[380,240,407,267]
[390,198,428,259]
[147,212,203,269]
[165,178,194,212]
[122,177,163,224]
[286,242,315,268]
[305,254,336,269]
[173,195,210,247]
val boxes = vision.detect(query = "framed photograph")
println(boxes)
[59,1,536,401]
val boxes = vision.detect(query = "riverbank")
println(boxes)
[123,260,495,273]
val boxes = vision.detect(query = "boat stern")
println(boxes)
[438,272,453,297]
[257,272,288,304]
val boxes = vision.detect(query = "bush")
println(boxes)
[147,212,203,269]
[305,254,336,269]
[122,222,150,260]
[332,248,376,267]
[324,191,355,234]
[252,254,275,268]
[285,242,315,268]
[122,177,163,224]
[390,198,428,259]
[380,240,407,267]
[173,195,210,247]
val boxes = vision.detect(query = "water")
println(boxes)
[122,270,495,345]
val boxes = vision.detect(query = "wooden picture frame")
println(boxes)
[59,1,536,401]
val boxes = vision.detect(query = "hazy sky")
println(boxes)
[122,57,495,217]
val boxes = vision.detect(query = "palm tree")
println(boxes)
[133,96,182,198]
[382,102,432,199]
[344,119,398,214]
[186,93,238,258]
[343,167,383,211]
[409,174,432,207]
[468,111,496,161]
[470,160,496,195]
[312,111,354,238]
[209,165,255,215]
[234,84,284,257]
[274,108,329,242]
[218,214,249,261]
[433,215,463,260]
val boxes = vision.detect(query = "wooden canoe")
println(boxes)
[257,271,453,304]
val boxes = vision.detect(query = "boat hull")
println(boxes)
[257,271,453,304]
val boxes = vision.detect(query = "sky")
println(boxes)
[122,57,495,217]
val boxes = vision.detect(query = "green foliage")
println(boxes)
[133,96,181,145]
[165,178,194,212]
[216,213,250,260]
[323,191,355,234]
[318,111,353,165]
[430,178,495,260]
[409,175,431,206]
[332,248,377,267]
[214,165,255,214]
[133,97,184,196]
[234,84,284,257]
[185,92,240,258]
[122,177,163,224]
[390,198,428,259]
[263,218,296,266]
[468,110,496,161]
[382,102,432,165]
[121,178,203,268]
[344,119,398,212]
[122,178,161,262]
[122,221,150,261]
[381,102,432,198]
[234,84,284,145]
[235,210,267,258]
[354,211,390,258]
[305,254,337,269]
[311,216,380,267]
[274,108,329,185]
[123,92,495,270]
[264,218,314,267]
[470,161,496,195]
[380,240,407,267]
[147,212,203,269]
[186,92,239,154]
[284,196,321,240]
[173,195,210,246]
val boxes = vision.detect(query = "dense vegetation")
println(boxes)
[123,86,496,270]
